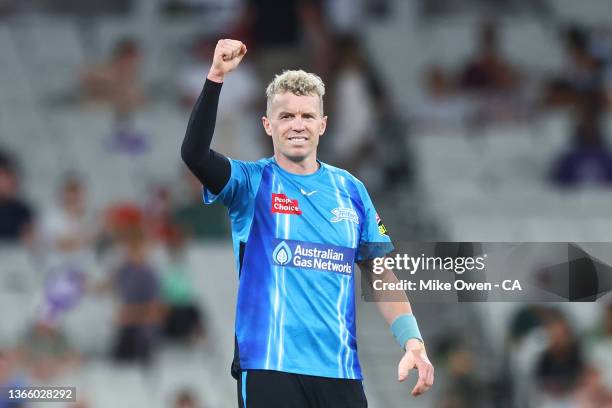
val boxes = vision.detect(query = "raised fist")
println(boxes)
[207,39,247,82]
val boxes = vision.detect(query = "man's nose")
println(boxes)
[292,117,306,131]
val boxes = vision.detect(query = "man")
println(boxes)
[0,152,33,243]
[181,39,433,407]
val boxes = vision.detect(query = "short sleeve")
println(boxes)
[202,159,264,212]
[356,184,394,262]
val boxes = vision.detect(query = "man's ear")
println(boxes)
[262,116,273,136]
[320,115,328,136]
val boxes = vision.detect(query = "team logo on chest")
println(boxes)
[330,208,359,224]
[271,193,302,215]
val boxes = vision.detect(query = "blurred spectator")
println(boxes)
[172,169,229,240]
[173,389,200,408]
[0,152,34,243]
[590,25,612,66]
[593,24,612,107]
[587,303,612,391]
[459,22,521,93]
[110,226,162,365]
[16,319,79,381]
[144,186,174,245]
[81,38,148,155]
[327,35,411,189]
[535,311,585,402]
[236,0,330,81]
[103,202,143,242]
[327,35,377,173]
[97,202,138,259]
[35,176,93,327]
[177,35,261,159]
[40,175,97,272]
[573,366,612,408]
[39,264,86,328]
[81,38,144,111]
[413,65,477,128]
[161,228,205,343]
[439,348,486,407]
[508,305,547,345]
[0,349,28,408]
[544,25,603,108]
[551,92,612,187]
[456,22,531,123]
[501,305,555,408]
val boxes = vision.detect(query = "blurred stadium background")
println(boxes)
[1,0,612,407]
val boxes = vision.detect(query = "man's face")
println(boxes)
[262,92,327,163]
[0,168,17,199]
[62,182,84,211]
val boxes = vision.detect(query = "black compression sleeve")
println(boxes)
[181,79,231,195]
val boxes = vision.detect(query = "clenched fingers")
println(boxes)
[218,39,246,61]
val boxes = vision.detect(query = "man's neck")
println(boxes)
[274,153,319,175]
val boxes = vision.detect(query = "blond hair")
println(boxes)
[265,70,325,116]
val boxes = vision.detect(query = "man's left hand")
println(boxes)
[398,339,434,396]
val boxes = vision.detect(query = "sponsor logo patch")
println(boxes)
[271,239,355,275]
[330,208,359,224]
[376,212,388,236]
[271,193,302,215]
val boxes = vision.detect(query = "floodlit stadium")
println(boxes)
[1,0,612,406]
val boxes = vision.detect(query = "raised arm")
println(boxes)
[181,39,247,194]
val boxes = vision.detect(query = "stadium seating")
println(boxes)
[2,1,612,406]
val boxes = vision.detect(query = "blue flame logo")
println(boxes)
[272,241,292,266]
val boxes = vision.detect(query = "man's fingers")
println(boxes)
[221,47,245,61]
[418,362,434,387]
[406,361,434,396]
[427,364,435,387]
[222,39,243,48]
[411,377,431,396]
[397,353,414,382]
[219,40,245,59]
[219,45,238,59]
[397,365,411,382]
[230,41,246,55]
[220,50,235,61]
[411,364,434,396]
[411,368,428,396]
[215,39,246,62]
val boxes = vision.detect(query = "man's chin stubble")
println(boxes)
[283,151,308,163]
